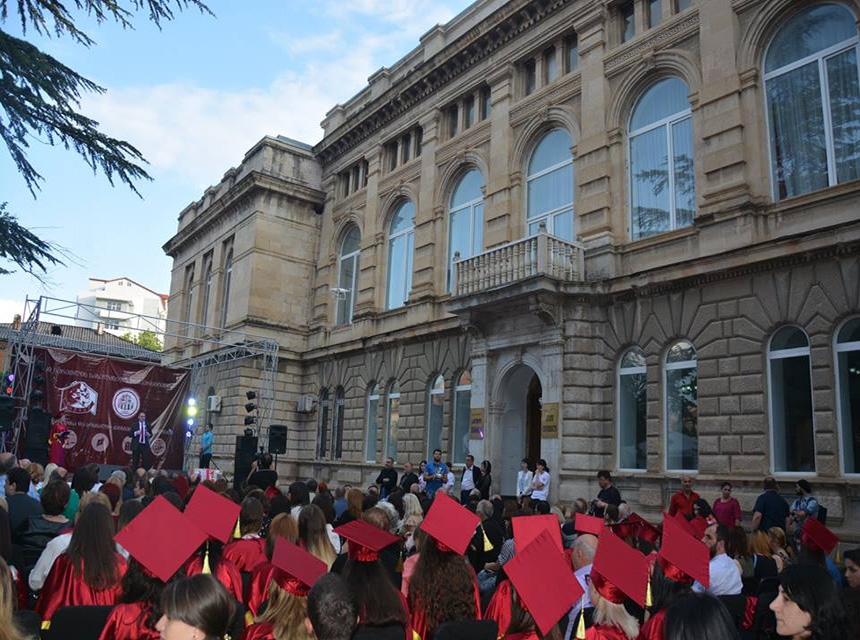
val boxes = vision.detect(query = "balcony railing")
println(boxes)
[451,225,585,297]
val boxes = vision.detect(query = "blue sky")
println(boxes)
[0,0,473,322]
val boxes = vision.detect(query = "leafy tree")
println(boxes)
[121,329,163,352]
[0,0,211,276]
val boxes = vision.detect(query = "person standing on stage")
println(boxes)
[131,412,152,471]
[47,413,69,467]
[199,423,213,469]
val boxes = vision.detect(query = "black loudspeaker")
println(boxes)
[234,434,258,490]
[0,397,14,432]
[268,425,287,455]
[24,408,51,464]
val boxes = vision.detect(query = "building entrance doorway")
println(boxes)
[499,364,542,495]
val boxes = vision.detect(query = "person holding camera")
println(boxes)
[423,448,448,499]
[247,452,277,491]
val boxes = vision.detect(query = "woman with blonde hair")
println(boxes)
[0,557,28,640]
[298,505,337,568]
[768,527,793,568]
[401,494,422,522]
[247,513,299,618]
[334,488,363,527]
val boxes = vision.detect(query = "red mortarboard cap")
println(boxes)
[610,520,637,539]
[636,517,662,545]
[665,511,697,539]
[690,517,708,540]
[802,517,838,555]
[574,514,604,536]
[335,519,400,562]
[658,513,709,587]
[420,493,480,555]
[513,515,563,554]
[591,529,649,607]
[627,513,645,525]
[184,485,242,543]
[505,529,584,635]
[271,537,327,596]
[115,496,207,583]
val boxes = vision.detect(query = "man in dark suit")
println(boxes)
[460,454,482,505]
[131,411,152,470]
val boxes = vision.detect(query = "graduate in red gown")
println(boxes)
[100,496,209,640]
[247,513,299,618]
[224,496,267,573]
[406,494,482,640]
[47,412,69,466]
[36,501,127,628]
[241,537,328,640]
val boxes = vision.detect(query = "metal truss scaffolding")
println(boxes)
[5,296,279,464]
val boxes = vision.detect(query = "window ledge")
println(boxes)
[622,224,698,253]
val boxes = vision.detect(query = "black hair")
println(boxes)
[713,523,730,545]
[259,453,273,469]
[664,592,738,640]
[66,502,121,590]
[160,574,235,640]
[40,478,70,515]
[720,481,732,490]
[844,548,860,565]
[693,499,712,518]
[120,557,169,630]
[118,499,145,531]
[433,448,442,455]
[306,477,318,493]
[308,573,358,640]
[481,460,492,474]
[71,463,99,496]
[597,470,612,481]
[288,481,310,507]
[535,500,550,515]
[537,458,548,472]
[6,467,30,493]
[648,562,692,615]
[521,458,532,468]
[341,558,408,628]
[796,479,812,494]
[311,493,335,525]
[778,564,849,640]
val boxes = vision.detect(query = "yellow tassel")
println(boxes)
[244,611,254,627]
[202,545,211,575]
[482,525,493,552]
[233,517,242,539]
[41,621,51,631]
[646,579,653,608]
[575,607,586,639]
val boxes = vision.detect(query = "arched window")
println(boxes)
[336,226,361,325]
[201,257,212,328]
[629,77,695,240]
[765,4,860,200]
[526,129,574,240]
[768,326,815,472]
[387,201,415,309]
[836,318,860,474]
[665,340,698,471]
[316,388,329,459]
[448,169,484,290]
[219,249,233,329]
[427,375,444,459]
[183,265,195,336]
[453,371,472,465]
[618,349,647,470]
[332,386,345,460]
[385,382,400,461]
[365,383,380,462]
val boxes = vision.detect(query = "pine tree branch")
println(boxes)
[0,201,63,279]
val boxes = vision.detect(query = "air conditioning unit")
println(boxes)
[296,395,315,413]
[207,395,222,412]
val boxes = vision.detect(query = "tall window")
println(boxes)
[665,341,698,471]
[385,382,400,461]
[336,226,361,325]
[765,4,860,200]
[768,327,815,472]
[648,0,662,28]
[836,318,860,474]
[621,2,635,42]
[448,169,484,290]
[453,371,472,465]
[427,375,444,458]
[387,201,415,310]
[201,256,212,328]
[527,129,574,240]
[629,78,695,240]
[565,35,579,73]
[365,384,380,463]
[544,47,557,84]
[525,59,536,95]
[316,389,329,459]
[220,249,233,329]
[331,387,345,460]
[618,349,647,470]
[184,266,195,335]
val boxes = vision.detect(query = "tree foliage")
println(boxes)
[121,329,163,352]
[0,201,60,276]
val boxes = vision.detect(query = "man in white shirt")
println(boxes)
[459,454,481,505]
[531,458,550,502]
[694,523,742,596]
[564,533,598,640]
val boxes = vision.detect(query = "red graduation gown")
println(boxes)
[224,537,267,573]
[484,578,514,637]
[98,603,160,640]
[35,553,126,624]
[186,555,244,603]
[247,561,275,617]
[586,624,633,640]
[410,567,481,640]
[637,610,665,640]
[241,622,275,640]
[505,633,541,640]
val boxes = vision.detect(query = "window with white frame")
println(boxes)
[365,384,380,463]
[765,4,860,201]
[836,318,860,474]
[665,341,698,471]
[427,375,444,459]
[220,248,233,329]
[618,349,647,470]
[386,382,400,461]
[332,387,345,460]
[448,169,484,291]
[453,371,472,465]
[106,300,122,312]
[201,255,213,328]
[317,389,329,459]
[336,226,361,325]
[527,129,575,240]
[386,201,415,310]
[769,326,815,473]
[629,77,695,240]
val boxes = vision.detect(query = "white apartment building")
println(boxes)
[75,277,168,338]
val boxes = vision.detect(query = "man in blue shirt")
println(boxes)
[789,479,819,551]
[752,476,790,532]
[199,423,213,468]
[424,448,448,498]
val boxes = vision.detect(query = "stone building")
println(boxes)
[163,0,860,540]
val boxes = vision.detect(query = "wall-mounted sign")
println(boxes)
[469,408,485,439]
[541,402,559,438]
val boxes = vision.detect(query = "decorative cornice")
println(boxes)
[603,9,700,77]
[509,72,582,126]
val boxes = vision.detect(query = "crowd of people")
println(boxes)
[0,449,855,640]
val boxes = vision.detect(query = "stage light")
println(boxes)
[244,402,256,413]
[246,390,256,401]
[244,416,256,426]
[187,397,196,406]
[185,431,192,438]
[186,418,195,428]
[187,405,198,418]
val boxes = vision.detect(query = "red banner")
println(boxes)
[39,348,189,471]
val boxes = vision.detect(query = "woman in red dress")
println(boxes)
[35,501,126,628]
[99,558,164,640]
[47,412,68,467]
[247,513,298,618]
[185,540,244,604]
